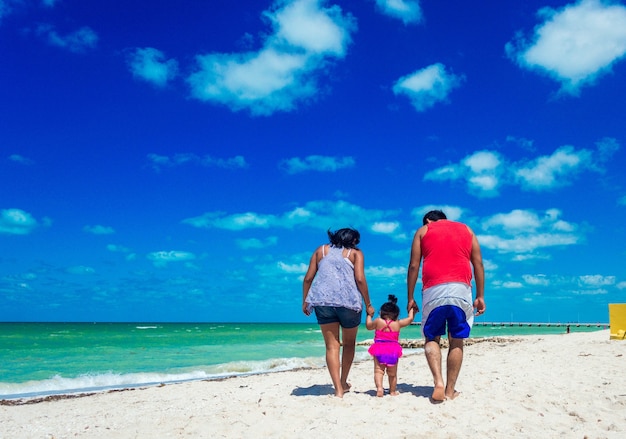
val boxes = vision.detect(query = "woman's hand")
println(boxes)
[302,302,311,316]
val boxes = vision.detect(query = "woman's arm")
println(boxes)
[353,249,374,316]
[302,247,321,316]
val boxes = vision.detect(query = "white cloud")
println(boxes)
[84,225,115,235]
[147,251,196,267]
[279,155,355,174]
[366,265,406,278]
[578,274,615,287]
[374,0,423,25]
[0,208,39,235]
[502,281,523,288]
[8,154,34,165]
[37,24,98,53]
[506,0,626,95]
[128,47,179,87]
[183,200,399,233]
[66,265,95,275]
[617,281,626,289]
[187,0,356,115]
[107,244,131,253]
[0,0,21,23]
[479,208,579,255]
[425,150,503,197]
[277,261,308,273]
[411,205,465,223]
[517,273,619,296]
[147,153,248,171]
[523,274,550,286]
[392,63,465,112]
[515,145,591,190]
[425,139,619,196]
[371,221,400,234]
[236,236,278,249]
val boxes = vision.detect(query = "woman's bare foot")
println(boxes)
[390,391,400,396]
[376,388,384,397]
[342,382,352,393]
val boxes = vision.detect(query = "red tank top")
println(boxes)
[421,220,472,290]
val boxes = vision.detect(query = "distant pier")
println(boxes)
[410,321,609,328]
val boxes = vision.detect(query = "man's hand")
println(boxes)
[473,297,486,316]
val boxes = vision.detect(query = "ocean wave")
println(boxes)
[0,355,330,400]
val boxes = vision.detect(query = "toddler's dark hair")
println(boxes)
[380,294,400,321]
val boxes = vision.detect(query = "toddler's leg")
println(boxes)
[373,358,385,397]
[387,364,399,396]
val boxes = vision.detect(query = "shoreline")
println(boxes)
[2,330,625,438]
[1,336,523,404]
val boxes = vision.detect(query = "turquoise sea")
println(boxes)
[0,322,607,400]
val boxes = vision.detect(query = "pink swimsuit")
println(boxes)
[368,320,403,366]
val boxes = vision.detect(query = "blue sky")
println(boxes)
[1,0,625,323]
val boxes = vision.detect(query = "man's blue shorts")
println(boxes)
[314,306,362,328]
[423,305,471,340]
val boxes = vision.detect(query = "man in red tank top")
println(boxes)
[407,210,485,402]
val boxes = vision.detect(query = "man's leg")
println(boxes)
[320,322,343,397]
[340,325,358,392]
[445,337,464,399]
[424,336,445,401]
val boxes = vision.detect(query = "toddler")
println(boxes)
[366,294,415,397]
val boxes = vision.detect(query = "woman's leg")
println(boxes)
[320,322,343,397]
[340,325,358,392]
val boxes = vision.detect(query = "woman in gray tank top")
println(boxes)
[302,228,374,398]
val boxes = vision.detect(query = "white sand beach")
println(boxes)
[1,330,624,438]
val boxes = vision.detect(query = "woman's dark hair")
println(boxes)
[327,228,360,249]
[380,294,400,321]
[422,209,447,225]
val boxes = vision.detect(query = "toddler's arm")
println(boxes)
[397,307,415,328]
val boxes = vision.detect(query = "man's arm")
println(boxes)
[407,226,426,312]
[468,227,486,315]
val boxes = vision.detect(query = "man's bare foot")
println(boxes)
[342,382,352,393]
[334,390,344,398]
[390,391,400,396]
[431,385,445,402]
[376,388,384,397]
[445,390,461,400]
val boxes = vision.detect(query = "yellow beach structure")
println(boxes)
[609,303,626,340]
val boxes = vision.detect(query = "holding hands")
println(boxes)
[407,298,420,313]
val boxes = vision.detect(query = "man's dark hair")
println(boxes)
[423,210,447,225]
